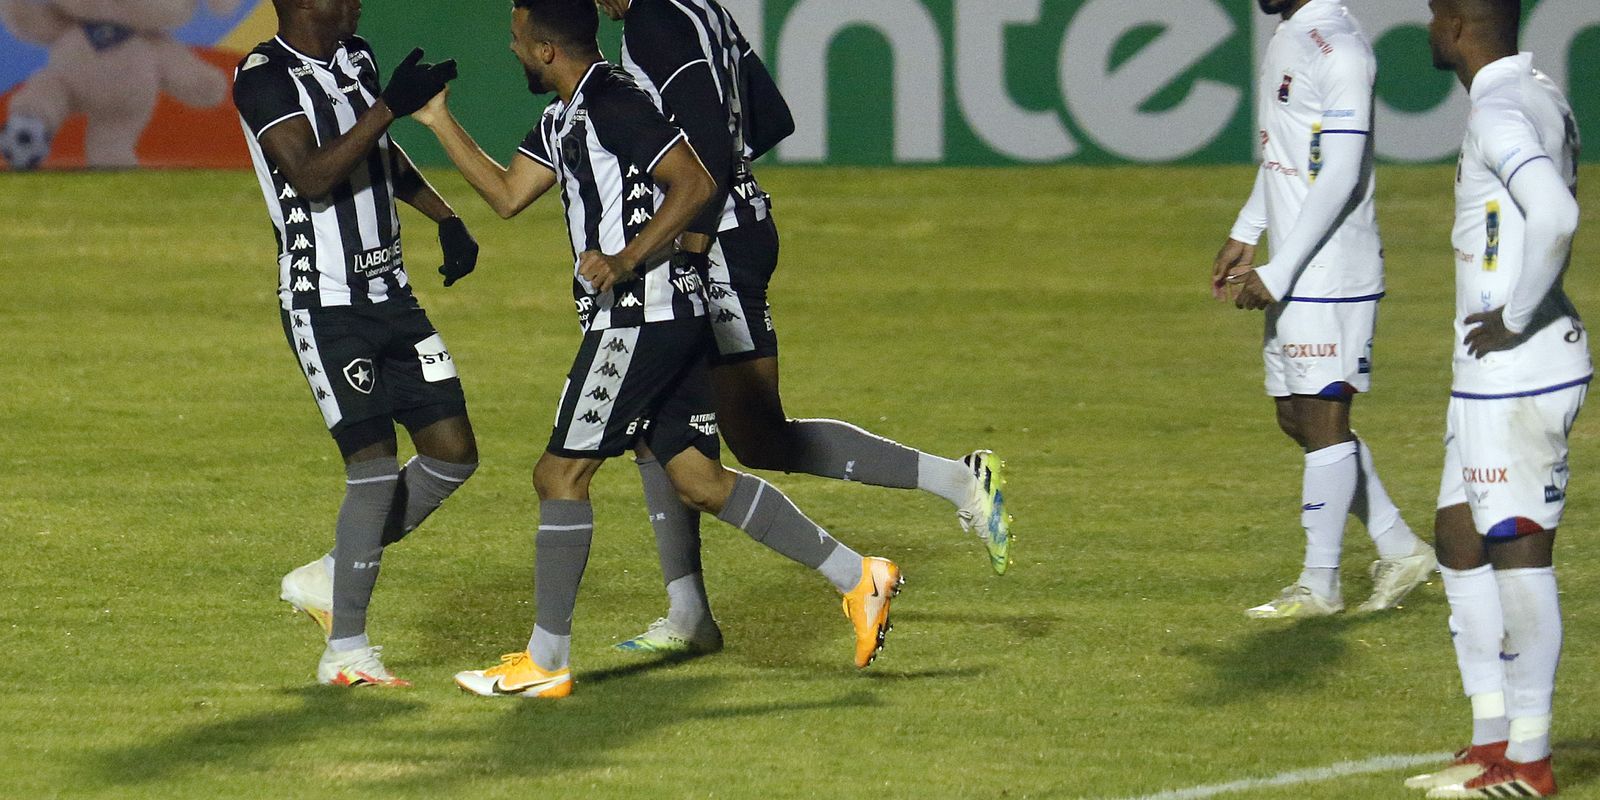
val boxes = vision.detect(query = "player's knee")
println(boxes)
[1275,408,1305,446]
[665,462,736,514]
[532,456,587,501]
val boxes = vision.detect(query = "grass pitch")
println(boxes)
[2,164,1600,799]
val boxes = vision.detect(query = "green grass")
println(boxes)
[3,164,1600,799]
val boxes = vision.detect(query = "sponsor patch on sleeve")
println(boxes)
[414,334,458,382]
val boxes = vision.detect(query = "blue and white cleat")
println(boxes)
[613,617,724,655]
[958,450,1012,575]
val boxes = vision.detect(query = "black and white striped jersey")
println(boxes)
[233,35,409,311]
[620,0,771,233]
[517,62,707,332]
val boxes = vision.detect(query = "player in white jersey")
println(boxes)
[1214,0,1436,619]
[1402,2,1586,796]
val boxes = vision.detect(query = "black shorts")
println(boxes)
[705,215,780,365]
[547,317,720,463]
[281,296,468,441]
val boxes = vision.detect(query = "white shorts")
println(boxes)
[1436,384,1587,538]
[1263,299,1376,397]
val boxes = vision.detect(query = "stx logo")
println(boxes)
[1462,467,1510,484]
[579,410,604,424]
[1282,343,1337,359]
[594,362,621,378]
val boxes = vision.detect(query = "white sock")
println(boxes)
[917,452,972,507]
[1471,692,1510,747]
[1497,566,1561,762]
[1350,437,1422,558]
[527,624,571,671]
[327,633,370,653]
[1299,441,1358,598]
[321,553,335,574]
[665,573,711,631]
[1443,564,1508,744]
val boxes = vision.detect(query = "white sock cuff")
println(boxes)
[1496,566,1557,579]
[1304,440,1358,467]
[1442,563,1496,581]
[1471,691,1507,720]
[328,633,370,652]
[1509,714,1552,742]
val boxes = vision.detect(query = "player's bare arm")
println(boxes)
[391,141,480,288]
[415,87,556,220]
[257,48,454,200]
[578,140,713,293]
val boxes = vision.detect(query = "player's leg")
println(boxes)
[658,442,903,669]
[387,414,478,546]
[705,220,1010,572]
[616,449,721,654]
[382,303,479,546]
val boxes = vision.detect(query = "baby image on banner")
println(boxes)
[0,0,274,170]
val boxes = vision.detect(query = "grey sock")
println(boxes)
[715,472,862,592]
[637,457,711,628]
[381,455,477,547]
[788,418,919,489]
[330,458,400,641]
[530,499,594,669]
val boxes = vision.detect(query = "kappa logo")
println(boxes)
[603,339,630,354]
[626,183,651,201]
[1462,467,1510,484]
[343,358,376,394]
[625,164,640,178]
[616,294,643,308]
[304,362,320,377]
[1277,74,1293,104]
[578,409,604,424]
[594,362,621,378]
[715,309,741,324]
[293,276,314,292]
[279,183,298,200]
[706,284,733,300]
[292,257,312,272]
[287,207,309,224]
[290,233,312,251]
[585,386,612,401]
[627,207,653,226]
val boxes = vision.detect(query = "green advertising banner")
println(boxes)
[2,0,1596,169]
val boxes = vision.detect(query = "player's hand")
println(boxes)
[1463,306,1518,358]
[578,250,636,294]
[1226,265,1277,310]
[1212,237,1256,300]
[437,216,478,287]
[381,48,458,118]
[412,84,450,128]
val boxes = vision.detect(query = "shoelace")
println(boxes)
[488,651,529,675]
[345,646,393,678]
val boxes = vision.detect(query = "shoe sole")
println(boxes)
[986,457,1014,576]
[455,675,571,698]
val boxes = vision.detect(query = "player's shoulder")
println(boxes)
[342,35,380,69]
[236,39,290,76]
[583,64,658,116]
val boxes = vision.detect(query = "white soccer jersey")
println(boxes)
[1250,0,1382,300]
[1451,53,1589,398]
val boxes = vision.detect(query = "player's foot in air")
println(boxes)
[454,651,572,698]
[842,557,903,668]
[613,617,724,655]
[281,557,333,635]
[1426,755,1555,798]
[1244,583,1344,619]
[1405,742,1507,791]
[1357,541,1439,613]
[317,645,410,687]
[958,450,1013,575]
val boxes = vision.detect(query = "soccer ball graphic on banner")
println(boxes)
[0,115,52,171]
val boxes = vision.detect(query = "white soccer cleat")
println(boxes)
[280,557,333,635]
[957,449,1013,575]
[1357,541,1439,613]
[1405,743,1506,790]
[1244,583,1344,619]
[613,617,724,655]
[317,645,410,687]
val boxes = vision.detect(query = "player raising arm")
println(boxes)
[1403,1,1586,797]
[232,0,480,687]
[414,0,905,698]
[1213,0,1435,619]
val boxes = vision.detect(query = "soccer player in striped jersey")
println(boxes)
[1215,0,1436,619]
[1403,2,1586,796]
[232,0,481,687]
[595,0,1010,655]
[412,0,903,697]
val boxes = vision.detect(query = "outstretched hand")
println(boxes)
[382,48,458,118]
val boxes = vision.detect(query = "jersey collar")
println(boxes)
[1470,52,1534,101]
[572,60,608,99]
[274,35,336,68]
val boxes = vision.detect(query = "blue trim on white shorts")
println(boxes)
[1450,375,1592,400]
[1283,292,1385,304]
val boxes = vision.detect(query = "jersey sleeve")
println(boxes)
[623,1,715,96]
[1470,99,1552,186]
[232,54,305,139]
[1311,37,1374,135]
[517,111,558,170]
[590,87,688,174]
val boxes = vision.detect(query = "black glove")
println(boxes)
[381,48,458,118]
[437,216,478,287]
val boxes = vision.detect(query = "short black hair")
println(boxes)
[512,0,600,52]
